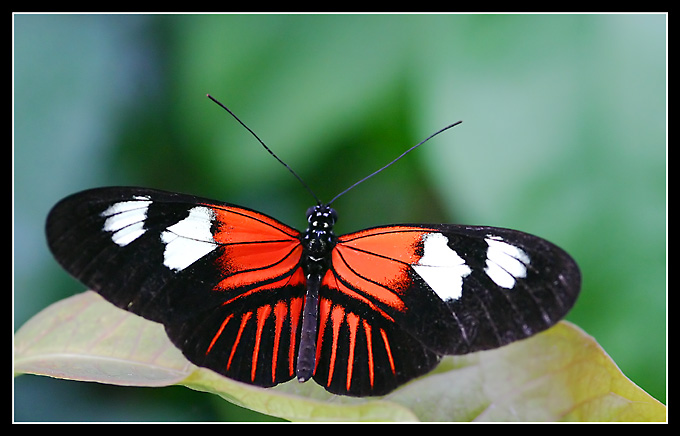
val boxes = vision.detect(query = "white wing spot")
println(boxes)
[160,206,218,271]
[101,197,152,246]
[412,232,471,302]
[484,235,530,289]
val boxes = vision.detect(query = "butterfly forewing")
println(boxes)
[329,224,581,358]
[46,187,307,387]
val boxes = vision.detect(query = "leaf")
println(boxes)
[14,291,666,422]
[13,291,193,386]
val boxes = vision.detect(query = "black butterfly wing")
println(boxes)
[46,187,307,388]
[312,224,580,396]
[46,187,581,397]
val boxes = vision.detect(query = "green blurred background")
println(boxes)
[13,13,666,421]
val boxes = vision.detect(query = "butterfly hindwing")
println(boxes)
[172,284,306,388]
[310,291,442,396]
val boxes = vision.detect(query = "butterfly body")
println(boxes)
[296,205,337,383]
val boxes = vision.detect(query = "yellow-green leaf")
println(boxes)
[14,291,665,422]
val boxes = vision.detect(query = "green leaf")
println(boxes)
[13,291,192,386]
[14,291,665,422]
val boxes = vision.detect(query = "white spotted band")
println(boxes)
[101,198,219,272]
[411,232,531,303]
[102,199,531,297]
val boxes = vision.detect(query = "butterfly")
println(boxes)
[45,96,581,397]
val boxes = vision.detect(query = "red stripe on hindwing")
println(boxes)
[227,312,252,371]
[379,328,396,374]
[345,312,360,391]
[287,297,303,377]
[272,301,287,383]
[327,304,345,387]
[206,313,235,355]
[252,304,272,382]
[362,320,374,389]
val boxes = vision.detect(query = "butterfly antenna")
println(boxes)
[327,120,462,205]
[207,94,321,204]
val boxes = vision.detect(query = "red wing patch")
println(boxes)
[208,205,304,292]
[330,226,431,311]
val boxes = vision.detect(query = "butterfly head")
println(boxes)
[304,204,338,246]
[306,204,338,228]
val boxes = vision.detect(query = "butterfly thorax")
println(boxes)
[301,204,338,278]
